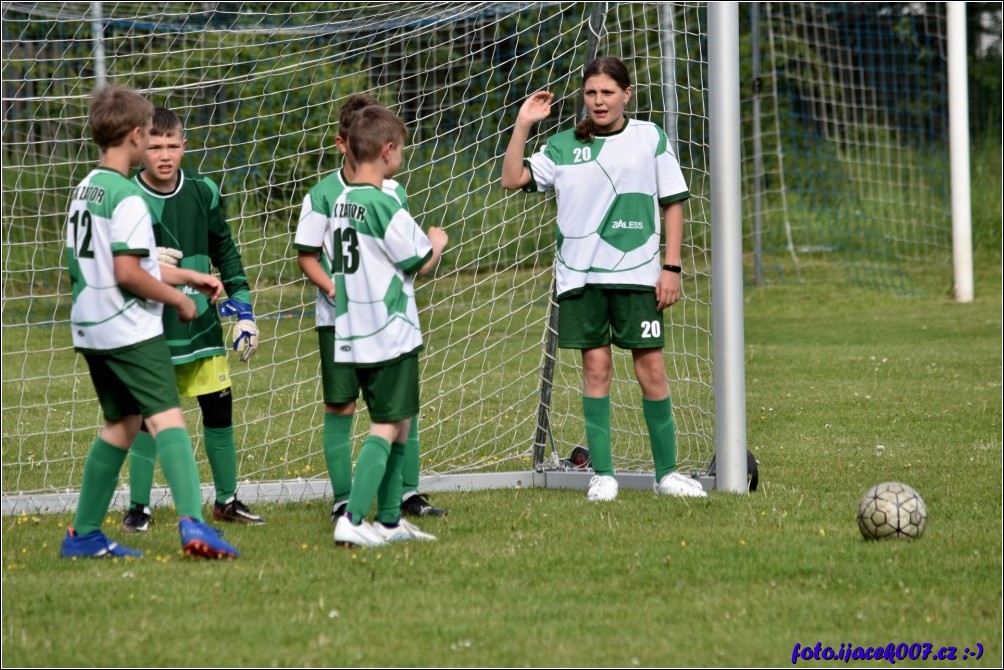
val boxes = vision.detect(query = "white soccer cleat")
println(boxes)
[334,516,386,547]
[587,474,619,501]
[373,518,437,542]
[654,472,708,498]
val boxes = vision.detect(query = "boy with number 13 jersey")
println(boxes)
[296,94,447,524]
[296,172,407,336]
[298,105,446,546]
[295,154,428,369]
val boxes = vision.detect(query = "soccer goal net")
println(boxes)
[743,2,955,295]
[2,2,720,514]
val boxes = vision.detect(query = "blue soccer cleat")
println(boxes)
[179,517,240,559]
[60,527,143,559]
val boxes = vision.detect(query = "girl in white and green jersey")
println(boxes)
[501,56,707,501]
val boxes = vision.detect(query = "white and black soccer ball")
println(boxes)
[857,482,927,540]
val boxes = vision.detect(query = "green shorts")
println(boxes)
[318,328,361,404]
[350,353,420,423]
[557,286,665,350]
[82,335,181,421]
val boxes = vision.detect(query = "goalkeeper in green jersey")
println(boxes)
[122,107,265,532]
[296,94,448,523]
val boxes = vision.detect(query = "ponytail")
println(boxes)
[574,117,597,143]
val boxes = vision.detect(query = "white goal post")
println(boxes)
[1,1,746,515]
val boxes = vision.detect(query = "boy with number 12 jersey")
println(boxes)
[62,85,238,560]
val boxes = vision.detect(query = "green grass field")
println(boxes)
[3,253,1000,667]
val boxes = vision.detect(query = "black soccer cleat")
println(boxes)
[122,504,153,533]
[213,497,266,525]
[330,500,348,523]
[400,493,447,518]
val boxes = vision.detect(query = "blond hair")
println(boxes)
[89,85,154,149]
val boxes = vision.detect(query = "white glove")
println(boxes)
[157,247,183,266]
[218,299,259,363]
[230,319,259,363]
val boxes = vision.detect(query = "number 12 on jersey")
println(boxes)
[69,208,95,259]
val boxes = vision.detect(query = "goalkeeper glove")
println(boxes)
[218,298,259,363]
[157,247,183,266]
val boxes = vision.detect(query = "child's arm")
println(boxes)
[500,91,553,190]
[114,255,199,322]
[297,251,335,299]
[656,201,684,311]
[418,227,449,276]
[206,184,252,304]
[160,265,224,304]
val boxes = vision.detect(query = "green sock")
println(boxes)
[345,435,391,524]
[155,427,204,521]
[583,395,614,476]
[323,413,354,502]
[643,397,677,480]
[127,430,156,507]
[375,442,407,524]
[73,437,128,535]
[204,425,237,504]
[401,416,420,497]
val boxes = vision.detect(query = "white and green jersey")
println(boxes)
[524,118,689,298]
[296,181,431,366]
[294,169,408,329]
[65,167,164,353]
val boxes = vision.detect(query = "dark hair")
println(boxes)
[151,108,183,137]
[347,105,407,164]
[338,93,381,140]
[574,56,632,143]
[89,84,154,149]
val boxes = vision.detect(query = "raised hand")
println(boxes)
[518,91,555,125]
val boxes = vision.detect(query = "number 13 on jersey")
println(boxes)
[332,227,359,274]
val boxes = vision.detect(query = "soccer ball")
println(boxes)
[856,482,927,540]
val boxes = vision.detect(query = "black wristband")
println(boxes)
[662,264,682,274]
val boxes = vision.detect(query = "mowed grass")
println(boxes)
[2,254,1000,667]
